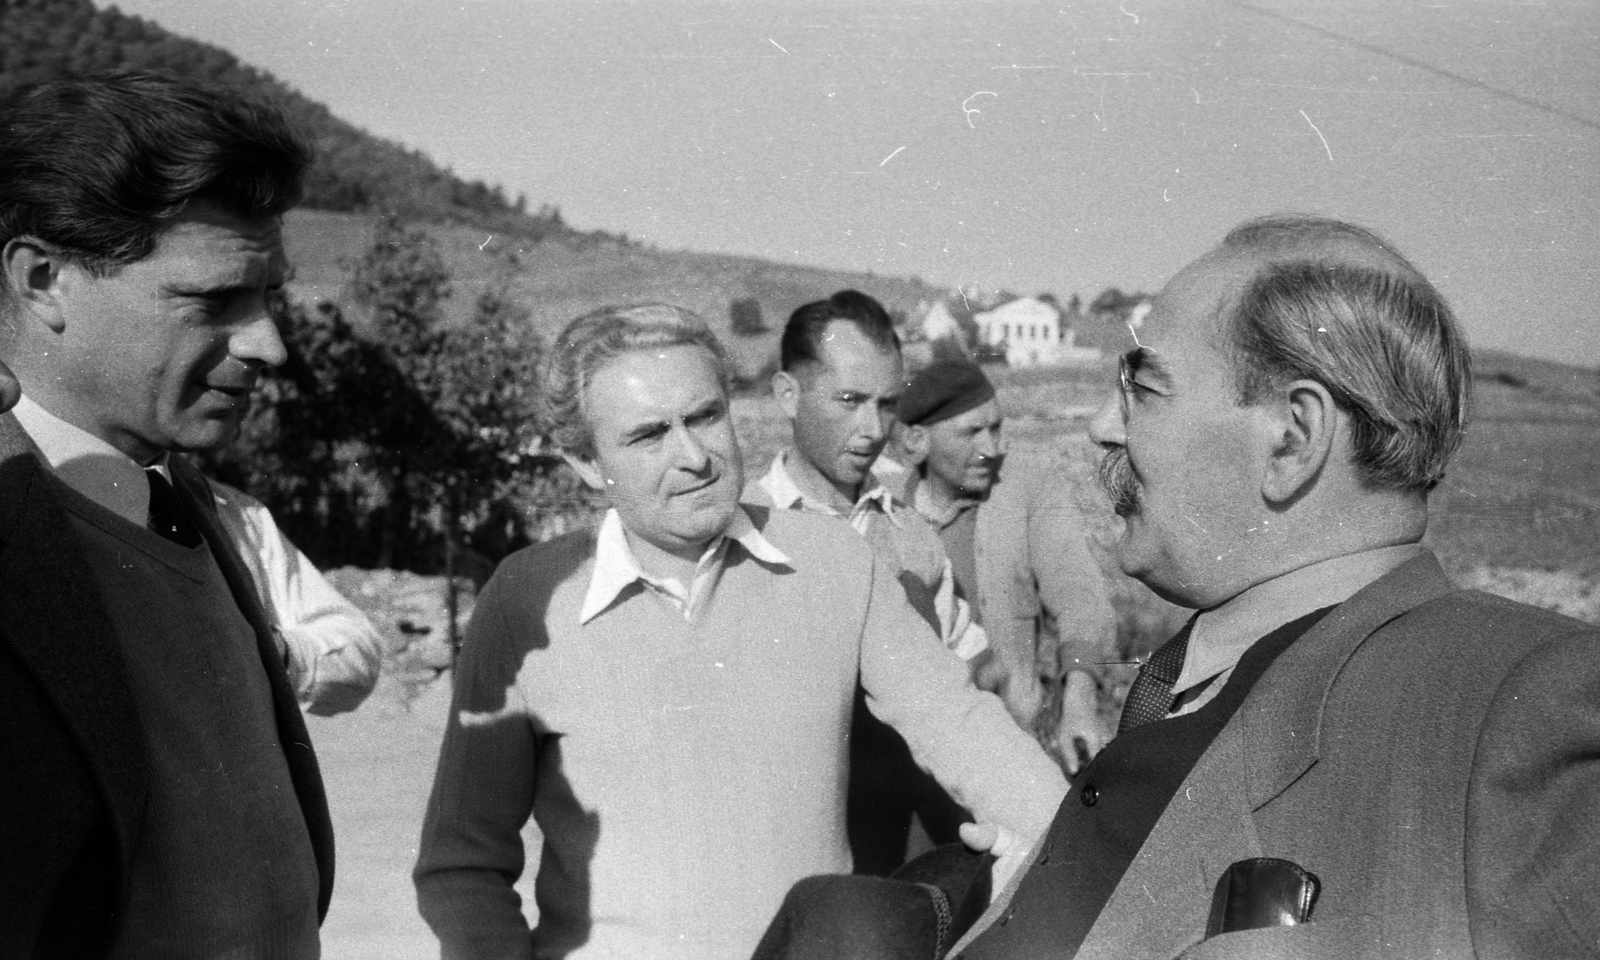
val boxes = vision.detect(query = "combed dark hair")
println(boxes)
[0,72,310,276]
[779,289,900,371]
[1219,215,1472,493]
[544,303,731,459]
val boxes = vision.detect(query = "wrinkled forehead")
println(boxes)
[1134,251,1251,350]
[583,343,726,412]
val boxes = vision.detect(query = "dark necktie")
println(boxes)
[1116,617,1196,735]
[145,468,203,548]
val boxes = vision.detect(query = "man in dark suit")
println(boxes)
[0,73,333,957]
[946,215,1600,958]
[756,215,1600,959]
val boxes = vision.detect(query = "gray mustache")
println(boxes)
[1098,446,1140,517]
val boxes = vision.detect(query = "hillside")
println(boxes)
[1,0,573,238]
[0,0,1108,373]
[281,209,955,380]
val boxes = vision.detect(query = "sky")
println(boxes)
[103,0,1600,366]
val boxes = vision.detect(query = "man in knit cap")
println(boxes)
[414,303,1066,960]
[889,359,1118,772]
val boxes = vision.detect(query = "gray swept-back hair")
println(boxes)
[1218,215,1471,493]
[543,303,731,459]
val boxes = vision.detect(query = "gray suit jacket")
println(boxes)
[959,552,1600,960]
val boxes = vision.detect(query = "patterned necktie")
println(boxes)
[145,468,203,548]
[1116,618,1197,735]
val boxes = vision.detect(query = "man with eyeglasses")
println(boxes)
[757,215,1600,960]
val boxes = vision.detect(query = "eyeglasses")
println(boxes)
[1116,353,1137,415]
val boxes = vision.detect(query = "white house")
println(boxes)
[974,296,1100,367]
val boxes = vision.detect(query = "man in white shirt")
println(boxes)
[746,290,991,876]
[211,480,385,715]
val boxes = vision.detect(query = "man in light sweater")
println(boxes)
[0,73,332,956]
[744,290,988,877]
[413,303,1066,960]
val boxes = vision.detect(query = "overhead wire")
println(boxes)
[1222,0,1600,136]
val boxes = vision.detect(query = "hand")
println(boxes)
[1053,670,1109,776]
[959,821,1031,901]
[0,359,18,414]
[972,649,1044,729]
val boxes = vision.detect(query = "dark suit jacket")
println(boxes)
[0,413,334,958]
[957,552,1600,960]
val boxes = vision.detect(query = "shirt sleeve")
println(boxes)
[934,555,989,661]
[414,571,542,960]
[224,492,385,715]
[857,549,1068,843]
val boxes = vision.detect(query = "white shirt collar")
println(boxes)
[758,450,899,534]
[11,394,160,526]
[1171,543,1427,698]
[578,505,791,624]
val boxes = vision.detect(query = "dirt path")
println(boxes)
[308,677,452,959]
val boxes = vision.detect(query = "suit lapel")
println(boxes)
[1076,720,1264,960]
[1077,553,1455,959]
[1237,553,1453,809]
[0,413,147,880]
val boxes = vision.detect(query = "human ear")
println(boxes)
[771,369,800,420]
[561,451,610,493]
[2,238,72,334]
[1262,379,1336,505]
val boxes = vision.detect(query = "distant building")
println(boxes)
[974,295,1101,367]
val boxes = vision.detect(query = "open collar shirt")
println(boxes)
[900,467,982,533]
[1169,543,1427,717]
[578,506,791,624]
[757,450,900,536]
[11,393,169,523]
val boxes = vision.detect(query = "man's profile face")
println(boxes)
[37,200,289,464]
[575,343,743,559]
[1088,250,1273,608]
[923,398,1006,499]
[785,322,904,498]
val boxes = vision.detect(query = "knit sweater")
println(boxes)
[56,478,321,958]
[414,505,1065,960]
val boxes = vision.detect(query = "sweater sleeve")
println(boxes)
[1026,466,1119,685]
[414,570,541,960]
[857,548,1068,843]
